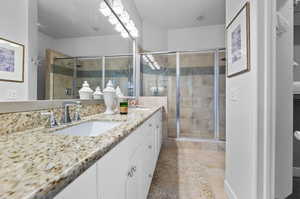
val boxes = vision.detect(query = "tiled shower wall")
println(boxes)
[52,56,133,99]
[141,51,226,140]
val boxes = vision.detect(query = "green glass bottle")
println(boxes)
[120,101,128,115]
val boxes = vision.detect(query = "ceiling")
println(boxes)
[38,0,118,38]
[133,0,225,29]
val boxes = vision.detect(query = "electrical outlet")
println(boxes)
[7,89,17,99]
[230,88,239,101]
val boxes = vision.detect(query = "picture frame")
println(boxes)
[0,37,25,82]
[226,2,250,78]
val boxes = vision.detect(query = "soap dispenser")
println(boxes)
[103,80,117,114]
[79,81,93,99]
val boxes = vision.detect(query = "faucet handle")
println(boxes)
[73,101,82,121]
[41,111,58,128]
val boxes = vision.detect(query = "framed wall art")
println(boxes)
[226,2,250,77]
[0,37,24,82]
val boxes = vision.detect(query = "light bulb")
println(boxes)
[121,30,129,38]
[126,20,135,31]
[153,62,161,70]
[108,15,118,25]
[99,2,111,17]
[130,28,139,38]
[148,55,154,62]
[115,23,124,32]
[149,63,156,70]
[120,11,130,24]
[113,0,124,14]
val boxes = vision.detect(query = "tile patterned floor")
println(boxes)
[148,140,227,199]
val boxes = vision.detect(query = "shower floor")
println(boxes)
[147,140,227,199]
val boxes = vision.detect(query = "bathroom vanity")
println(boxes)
[55,109,162,199]
[0,106,163,199]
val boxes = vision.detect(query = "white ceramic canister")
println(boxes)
[79,81,93,99]
[93,86,103,99]
[103,80,117,114]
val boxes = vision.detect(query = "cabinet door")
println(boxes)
[153,110,162,160]
[140,122,156,199]
[54,164,97,199]
[97,127,145,199]
[157,111,163,154]
[126,144,144,199]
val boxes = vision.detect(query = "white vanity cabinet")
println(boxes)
[97,110,162,199]
[54,164,98,199]
[54,109,162,199]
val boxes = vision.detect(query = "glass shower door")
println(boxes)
[52,58,76,99]
[141,53,177,138]
[105,55,133,96]
[179,52,215,139]
[140,50,226,141]
[75,57,103,99]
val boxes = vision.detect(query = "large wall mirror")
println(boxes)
[37,0,137,100]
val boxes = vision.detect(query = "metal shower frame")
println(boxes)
[137,48,225,141]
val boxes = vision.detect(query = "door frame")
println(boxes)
[257,0,294,198]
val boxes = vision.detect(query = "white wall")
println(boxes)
[224,0,259,199]
[54,35,132,57]
[142,21,168,51]
[0,0,37,101]
[27,0,38,100]
[37,32,57,100]
[38,32,57,58]
[167,25,225,51]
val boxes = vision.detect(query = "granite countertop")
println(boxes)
[0,107,161,199]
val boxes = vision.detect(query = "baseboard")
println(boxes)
[294,167,300,177]
[224,180,238,199]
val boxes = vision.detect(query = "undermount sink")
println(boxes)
[132,106,151,111]
[54,121,122,137]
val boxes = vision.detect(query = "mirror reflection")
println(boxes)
[37,0,134,100]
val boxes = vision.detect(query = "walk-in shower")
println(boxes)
[140,49,226,141]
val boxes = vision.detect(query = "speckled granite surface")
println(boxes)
[0,104,105,135]
[0,107,161,199]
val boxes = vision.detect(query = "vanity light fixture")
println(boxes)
[99,0,139,38]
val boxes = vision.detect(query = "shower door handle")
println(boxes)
[294,131,300,140]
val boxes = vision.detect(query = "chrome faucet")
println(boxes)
[61,101,81,124]
[73,101,82,121]
[41,111,58,128]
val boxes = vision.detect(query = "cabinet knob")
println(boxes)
[148,174,152,178]
[132,166,137,172]
[156,125,159,129]
[148,145,152,149]
[149,123,152,127]
[128,171,133,177]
